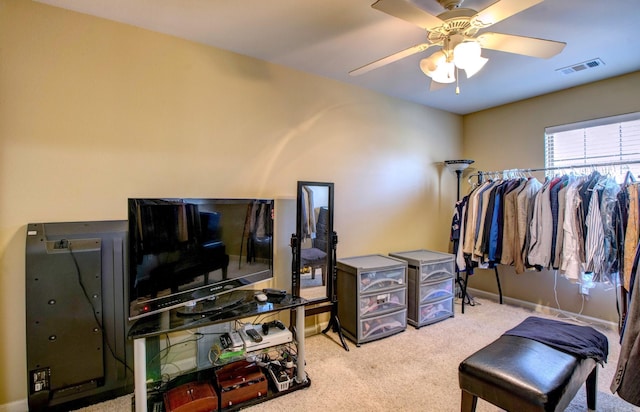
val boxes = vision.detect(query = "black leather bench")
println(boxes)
[458,317,607,412]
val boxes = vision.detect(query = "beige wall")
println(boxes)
[462,71,640,323]
[0,0,462,405]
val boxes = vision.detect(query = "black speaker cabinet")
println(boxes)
[25,221,133,411]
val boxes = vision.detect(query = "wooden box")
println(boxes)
[163,381,218,412]
[215,361,267,408]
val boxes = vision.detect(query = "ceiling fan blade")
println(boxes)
[429,80,449,92]
[349,43,432,76]
[477,32,566,58]
[371,0,444,30]
[472,0,544,28]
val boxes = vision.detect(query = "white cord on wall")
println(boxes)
[553,270,589,325]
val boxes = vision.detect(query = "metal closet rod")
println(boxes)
[468,159,640,182]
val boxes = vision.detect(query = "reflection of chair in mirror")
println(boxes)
[301,247,327,285]
[300,207,329,286]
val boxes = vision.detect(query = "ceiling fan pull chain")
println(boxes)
[456,67,460,95]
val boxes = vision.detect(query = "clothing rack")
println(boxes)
[468,159,640,185]
[459,159,640,316]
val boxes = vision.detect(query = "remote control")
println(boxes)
[245,327,263,342]
[220,331,243,349]
[220,333,231,349]
[263,288,287,296]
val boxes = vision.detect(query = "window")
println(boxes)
[545,112,640,182]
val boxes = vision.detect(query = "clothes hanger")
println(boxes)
[624,169,636,185]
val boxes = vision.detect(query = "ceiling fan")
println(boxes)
[350,0,566,90]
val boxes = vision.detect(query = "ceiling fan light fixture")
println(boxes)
[420,51,443,74]
[421,52,456,83]
[432,61,456,84]
[463,56,488,78]
[453,41,480,69]
[452,40,487,78]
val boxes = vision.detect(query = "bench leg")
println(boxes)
[586,366,597,411]
[461,390,478,412]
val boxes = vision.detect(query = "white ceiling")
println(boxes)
[35,0,640,115]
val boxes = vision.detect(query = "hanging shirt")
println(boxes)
[462,182,489,256]
[549,176,569,269]
[585,189,605,277]
[451,198,463,243]
[514,178,543,274]
[614,182,631,278]
[561,177,587,282]
[473,181,498,261]
[528,178,555,269]
[455,197,469,272]
[552,180,571,270]
[611,241,640,406]
[501,178,526,266]
[481,181,505,263]
[624,184,640,290]
[478,183,498,260]
[578,171,602,239]
[487,183,503,263]
[451,196,466,271]
[600,177,621,279]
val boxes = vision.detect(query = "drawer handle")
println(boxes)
[423,270,451,279]
[361,278,402,291]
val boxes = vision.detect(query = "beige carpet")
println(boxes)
[75,297,640,412]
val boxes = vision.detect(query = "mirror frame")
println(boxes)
[292,181,334,308]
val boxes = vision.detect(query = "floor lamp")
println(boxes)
[444,159,474,201]
[444,159,474,312]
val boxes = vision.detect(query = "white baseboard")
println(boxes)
[467,288,619,331]
[0,399,27,412]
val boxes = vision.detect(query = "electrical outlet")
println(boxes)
[579,272,594,296]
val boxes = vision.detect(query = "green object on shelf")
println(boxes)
[219,348,245,360]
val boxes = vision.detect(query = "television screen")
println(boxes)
[127,198,274,320]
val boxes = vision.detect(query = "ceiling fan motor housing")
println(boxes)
[437,0,464,10]
[429,8,478,43]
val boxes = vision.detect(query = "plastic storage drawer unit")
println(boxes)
[360,309,408,341]
[389,249,455,328]
[419,277,454,304]
[337,254,408,345]
[359,288,407,317]
[419,296,454,324]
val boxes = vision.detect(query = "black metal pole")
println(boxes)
[453,167,476,312]
[321,231,349,351]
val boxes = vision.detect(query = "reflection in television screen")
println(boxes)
[127,198,274,320]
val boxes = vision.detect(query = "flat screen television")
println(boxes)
[127,198,274,320]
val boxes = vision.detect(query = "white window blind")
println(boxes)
[545,112,640,181]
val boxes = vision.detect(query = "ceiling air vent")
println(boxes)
[556,58,605,75]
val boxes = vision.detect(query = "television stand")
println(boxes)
[129,290,308,412]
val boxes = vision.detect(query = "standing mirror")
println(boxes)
[293,182,333,303]
[292,181,348,350]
